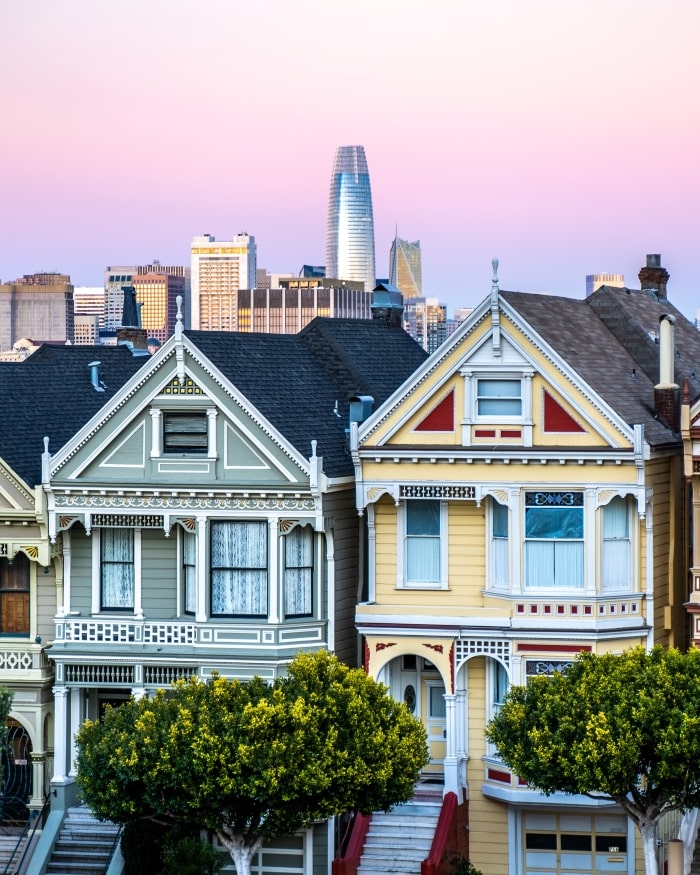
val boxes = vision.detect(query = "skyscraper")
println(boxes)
[389,235,422,298]
[326,145,376,292]
[0,273,74,351]
[191,233,257,330]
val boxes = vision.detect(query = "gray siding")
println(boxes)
[324,487,361,667]
[141,529,178,618]
[69,528,93,615]
[36,567,56,641]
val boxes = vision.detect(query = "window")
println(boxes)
[405,500,441,585]
[477,379,521,416]
[0,553,29,635]
[101,529,134,610]
[284,525,314,617]
[525,492,584,588]
[428,684,447,719]
[183,530,196,614]
[603,497,631,590]
[210,521,267,617]
[491,499,509,588]
[163,413,208,454]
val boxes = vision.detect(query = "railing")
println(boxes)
[103,822,123,874]
[4,793,51,875]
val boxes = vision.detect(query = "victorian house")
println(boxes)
[347,258,695,875]
[0,344,147,816]
[31,305,425,872]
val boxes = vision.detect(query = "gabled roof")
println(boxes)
[186,318,428,478]
[0,345,150,488]
[501,285,699,449]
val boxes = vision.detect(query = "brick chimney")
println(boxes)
[654,314,680,431]
[639,254,670,300]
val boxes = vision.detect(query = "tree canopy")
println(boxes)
[76,650,428,875]
[486,646,700,875]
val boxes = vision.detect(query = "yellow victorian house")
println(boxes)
[350,258,694,875]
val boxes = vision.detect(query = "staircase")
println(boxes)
[45,804,120,875]
[0,831,28,872]
[358,798,441,875]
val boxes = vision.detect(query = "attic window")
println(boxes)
[163,413,208,454]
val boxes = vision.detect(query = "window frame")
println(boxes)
[0,553,30,636]
[100,528,135,612]
[602,496,633,592]
[283,524,315,619]
[210,520,268,618]
[182,528,197,615]
[162,412,209,455]
[475,377,523,418]
[524,491,584,590]
[489,498,510,591]
[398,499,449,590]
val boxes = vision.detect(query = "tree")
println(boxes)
[76,650,429,875]
[486,646,700,875]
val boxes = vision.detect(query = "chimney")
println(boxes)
[654,314,679,430]
[638,254,670,300]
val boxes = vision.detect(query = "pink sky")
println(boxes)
[2,0,699,319]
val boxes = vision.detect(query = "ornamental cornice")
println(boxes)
[0,467,35,506]
[52,492,316,512]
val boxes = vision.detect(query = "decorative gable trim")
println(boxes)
[414,391,454,432]
[542,390,586,433]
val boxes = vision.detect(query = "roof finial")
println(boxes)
[492,257,499,292]
[490,258,501,357]
[175,296,183,340]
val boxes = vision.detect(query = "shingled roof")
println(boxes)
[501,284,700,450]
[0,344,149,488]
[187,318,428,478]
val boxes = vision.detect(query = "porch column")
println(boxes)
[29,752,46,810]
[51,685,70,784]
[443,693,460,795]
[69,687,82,777]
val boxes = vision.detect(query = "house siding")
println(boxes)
[140,529,178,618]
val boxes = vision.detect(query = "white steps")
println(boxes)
[358,800,441,875]
[45,804,120,875]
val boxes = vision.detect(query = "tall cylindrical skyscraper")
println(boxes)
[326,145,376,292]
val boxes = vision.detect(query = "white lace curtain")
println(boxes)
[284,526,314,616]
[101,529,135,609]
[602,497,631,590]
[183,531,197,613]
[211,521,268,616]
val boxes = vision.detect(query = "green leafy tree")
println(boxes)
[76,650,428,875]
[486,646,700,875]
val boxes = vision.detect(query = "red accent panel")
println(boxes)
[518,643,592,653]
[421,792,459,875]
[474,429,496,437]
[500,429,522,438]
[543,390,585,432]
[416,391,454,432]
[332,813,372,875]
[487,768,512,784]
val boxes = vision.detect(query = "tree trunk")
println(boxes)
[639,822,660,875]
[216,829,263,875]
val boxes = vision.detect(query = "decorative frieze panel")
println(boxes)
[514,599,642,619]
[53,493,315,513]
[92,514,165,528]
[0,651,34,671]
[455,637,511,667]
[400,484,476,500]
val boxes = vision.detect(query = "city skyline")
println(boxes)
[3,1,700,320]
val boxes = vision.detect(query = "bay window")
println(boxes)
[491,499,509,589]
[183,530,197,614]
[210,521,267,617]
[524,491,584,588]
[284,525,314,617]
[101,528,135,610]
[602,497,631,590]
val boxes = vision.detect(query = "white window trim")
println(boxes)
[522,491,585,593]
[149,401,217,460]
[460,367,534,446]
[396,500,449,590]
[600,496,635,593]
[487,498,510,592]
[92,527,142,616]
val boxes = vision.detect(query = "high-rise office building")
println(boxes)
[326,146,376,292]
[585,272,624,297]
[132,271,186,344]
[389,236,422,298]
[191,233,257,331]
[403,296,447,353]
[0,273,74,351]
[73,286,105,345]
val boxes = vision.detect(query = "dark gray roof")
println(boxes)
[0,345,149,487]
[187,318,428,478]
[501,286,700,449]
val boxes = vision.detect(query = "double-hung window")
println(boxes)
[524,492,584,588]
[284,525,314,617]
[0,553,29,635]
[405,500,441,586]
[477,379,522,417]
[210,521,267,617]
[602,497,631,590]
[101,528,135,610]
